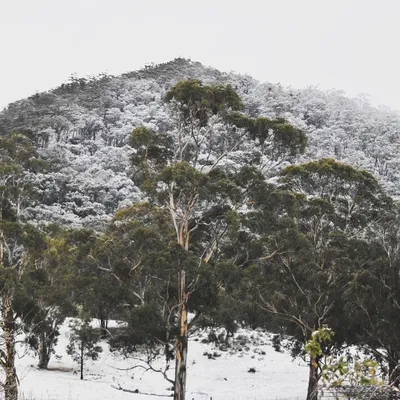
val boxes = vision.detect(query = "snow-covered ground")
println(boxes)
[16,320,308,400]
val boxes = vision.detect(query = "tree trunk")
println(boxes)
[2,294,18,400]
[99,314,108,338]
[37,331,51,369]
[174,270,188,400]
[80,341,84,380]
[306,356,319,400]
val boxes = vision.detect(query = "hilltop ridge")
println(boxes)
[1,58,400,227]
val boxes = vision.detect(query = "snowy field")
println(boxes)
[15,320,308,400]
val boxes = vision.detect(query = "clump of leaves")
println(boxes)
[306,326,383,394]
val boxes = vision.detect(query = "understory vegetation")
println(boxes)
[1,61,400,400]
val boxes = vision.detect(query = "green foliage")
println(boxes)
[305,326,334,360]
[0,132,50,392]
[248,159,393,391]
[160,162,207,190]
[0,133,45,221]
[130,127,171,162]
[305,328,383,390]
[0,133,44,172]
[15,228,79,366]
[248,117,307,156]
[281,159,390,226]
[109,303,167,353]
[0,133,47,292]
[165,79,243,126]
[344,205,400,384]
[322,357,382,388]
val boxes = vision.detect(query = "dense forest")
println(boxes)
[2,59,400,400]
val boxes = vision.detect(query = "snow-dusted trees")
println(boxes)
[3,59,400,229]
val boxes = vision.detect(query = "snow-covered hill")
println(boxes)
[2,58,400,228]
[17,320,307,400]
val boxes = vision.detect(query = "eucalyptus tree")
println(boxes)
[95,203,222,382]
[0,133,44,400]
[129,79,306,400]
[66,309,103,381]
[93,203,175,350]
[347,205,400,387]
[254,158,390,400]
[17,226,85,369]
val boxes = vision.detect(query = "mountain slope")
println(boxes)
[1,58,400,227]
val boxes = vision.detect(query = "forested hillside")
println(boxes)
[2,59,400,400]
[1,58,400,228]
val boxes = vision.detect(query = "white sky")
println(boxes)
[1,0,399,111]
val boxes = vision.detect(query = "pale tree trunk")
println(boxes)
[174,270,188,400]
[306,356,319,400]
[2,294,18,400]
[37,331,51,369]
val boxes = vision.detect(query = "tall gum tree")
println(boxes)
[0,134,44,400]
[256,158,390,400]
[129,79,306,400]
[16,226,81,370]
[347,205,400,387]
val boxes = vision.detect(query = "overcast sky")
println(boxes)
[1,0,399,111]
